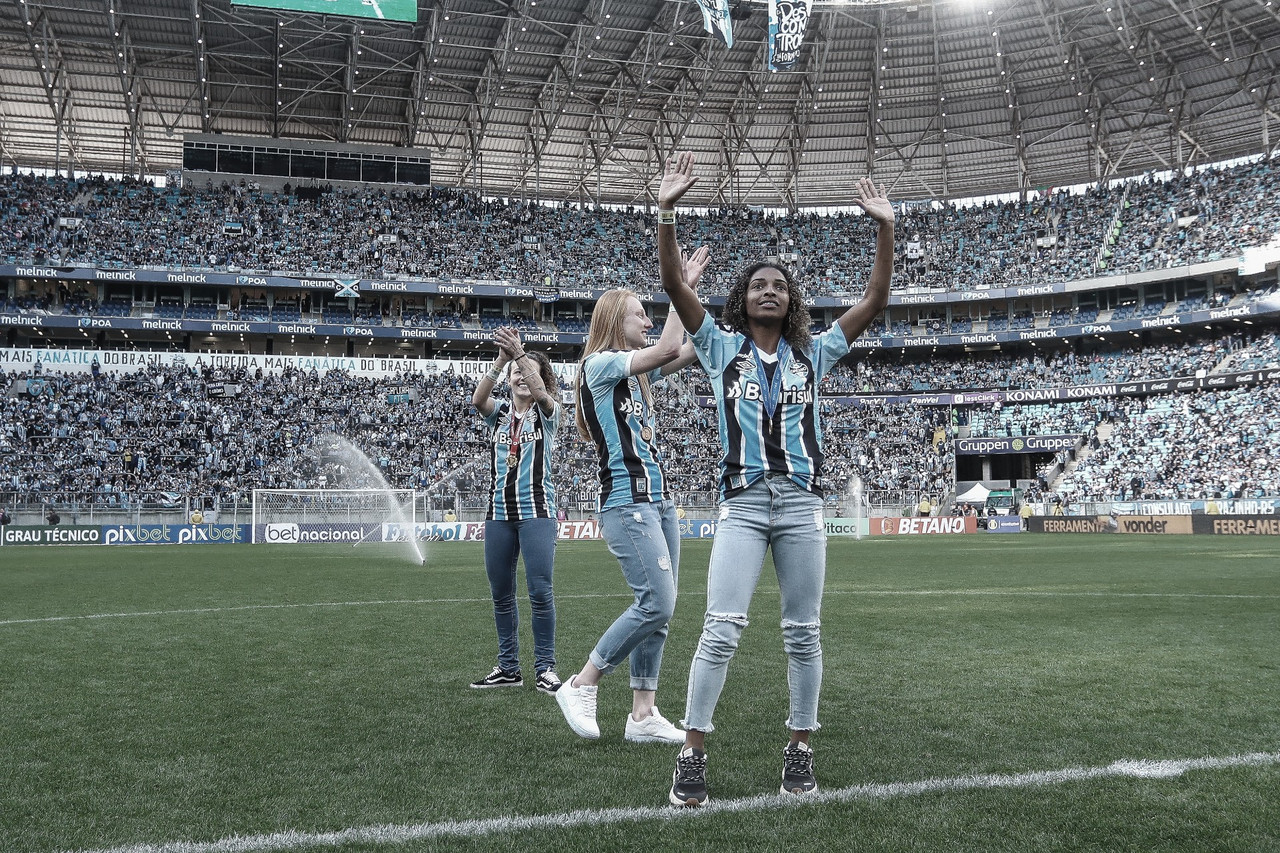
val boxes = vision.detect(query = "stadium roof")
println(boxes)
[1,0,1278,208]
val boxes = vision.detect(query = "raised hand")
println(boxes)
[682,245,712,290]
[494,326,523,361]
[853,176,895,226]
[658,151,698,210]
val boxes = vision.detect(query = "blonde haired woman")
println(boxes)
[555,249,709,743]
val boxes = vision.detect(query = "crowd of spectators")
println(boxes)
[3,154,1278,299]
[4,153,1279,515]
[3,327,1278,518]
[0,362,491,512]
[1056,385,1280,502]
[858,331,1280,393]
[0,358,949,516]
[673,330,1272,398]
[965,400,1104,438]
[1108,158,1280,271]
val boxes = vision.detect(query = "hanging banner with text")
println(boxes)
[768,0,811,70]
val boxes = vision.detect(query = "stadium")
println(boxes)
[1,0,1278,850]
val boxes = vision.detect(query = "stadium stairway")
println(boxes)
[1051,421,1115,492]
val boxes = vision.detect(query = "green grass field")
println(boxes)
[2,535,1278,853]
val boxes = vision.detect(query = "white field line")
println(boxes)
[58,751,1280,853]
[2,588,1275,627]
[0,594,621,627]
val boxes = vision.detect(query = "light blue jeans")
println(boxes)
[683,475,826,733]
[589,499,680,692]
[484,517,557,675]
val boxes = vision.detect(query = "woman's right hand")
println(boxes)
[658,151,698,210]
[494,326,520,363]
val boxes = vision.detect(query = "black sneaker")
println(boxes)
[781,742,817,794]
[470,666,522,689]
[535,669,562,694]
[669,747,709,807]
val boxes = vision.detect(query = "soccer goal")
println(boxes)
[250,488,418,544]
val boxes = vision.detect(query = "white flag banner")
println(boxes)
[694,0,734,48]
[769,0,811,70]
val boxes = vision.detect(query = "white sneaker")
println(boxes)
[625,707,685,744]
[555,676,600,739]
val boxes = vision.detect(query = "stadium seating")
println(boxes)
[3,328,1276,515]
[4,160,1280,516]
[4,156,1279,299]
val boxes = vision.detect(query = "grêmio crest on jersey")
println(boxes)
[723,346,816,406]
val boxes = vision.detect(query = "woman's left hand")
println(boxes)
[854,177,894,225]
[495,326,523,360]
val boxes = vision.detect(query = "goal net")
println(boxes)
[251,488,418,544]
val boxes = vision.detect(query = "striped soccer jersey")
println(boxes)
[482,400,559,520]
[690,311,852,500]
[579,350,667,511]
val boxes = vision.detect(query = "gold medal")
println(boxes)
[641,426,653,442]
[507,445,519,466]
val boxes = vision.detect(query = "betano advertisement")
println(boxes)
[874,517,979,535]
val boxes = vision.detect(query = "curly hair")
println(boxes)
[721,260,813,353]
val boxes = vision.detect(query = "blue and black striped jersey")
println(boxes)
[482,400,559,520]
[580,350,667,511]
[690,311,852,500]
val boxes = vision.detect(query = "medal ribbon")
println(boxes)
[636,378,653,444]
[508,407,525,463]
[750,339,789,420]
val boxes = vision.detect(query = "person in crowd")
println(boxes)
[469,327,563,695]
[0,506,11,526]
[44,505,60,525]
[656,151,895,806]
[554,246,710,745]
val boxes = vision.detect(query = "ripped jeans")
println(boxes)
[588,499,680,692]
[683,474,826,733]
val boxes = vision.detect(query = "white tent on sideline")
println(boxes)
[955,483,991,503]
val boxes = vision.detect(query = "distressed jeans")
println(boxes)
[589,499,680,691]
[683,474,826,733]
